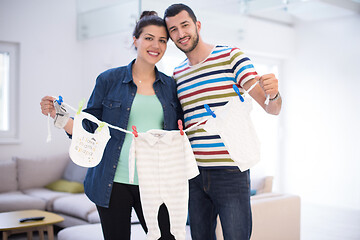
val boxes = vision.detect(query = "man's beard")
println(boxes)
[178,30,199,53]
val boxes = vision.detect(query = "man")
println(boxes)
[164,3,282,240]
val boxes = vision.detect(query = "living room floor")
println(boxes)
[2,204,359,240]
[0,225,192,240]
[301,203,360,240]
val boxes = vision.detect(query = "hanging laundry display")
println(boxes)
[47,87,261,239]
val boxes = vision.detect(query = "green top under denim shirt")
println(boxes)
[113,93,164,185]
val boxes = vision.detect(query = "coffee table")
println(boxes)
[0,209,64,240]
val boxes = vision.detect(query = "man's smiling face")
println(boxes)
[165,10,200,53]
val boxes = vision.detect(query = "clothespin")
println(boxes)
[233,85,244,102]
[204,104,216,118]
[77,98,85,115]
[96,122,105,133]
[56,96,63,105]
[132,125,138,137]
[178,119,184,135]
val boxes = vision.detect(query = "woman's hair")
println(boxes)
[164,3,197,24]
[133,11,169,40]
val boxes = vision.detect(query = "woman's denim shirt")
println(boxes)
[82,60,183,207]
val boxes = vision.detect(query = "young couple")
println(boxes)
[40,4,281,240]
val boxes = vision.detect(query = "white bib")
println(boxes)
[69,112,111,168]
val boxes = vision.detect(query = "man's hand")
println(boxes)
[255,74,279,99]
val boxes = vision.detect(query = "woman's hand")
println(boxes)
[40,96,56,118]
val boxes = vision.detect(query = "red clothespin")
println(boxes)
[132,125,138,137]
[178,119,184,135]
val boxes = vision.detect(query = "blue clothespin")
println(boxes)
[56,96,63,105]
[204,104,216,118]
[233,85,244,102]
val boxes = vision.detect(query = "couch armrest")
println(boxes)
[251,193,301,240]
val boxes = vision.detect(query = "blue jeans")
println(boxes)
[188,168,252,240]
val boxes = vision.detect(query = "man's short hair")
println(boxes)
[164,3,197,23]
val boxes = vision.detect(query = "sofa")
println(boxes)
[0,154,301,240]
[0,153,101,228]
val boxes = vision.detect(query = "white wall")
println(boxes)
[0,0,82,159]
[282,15,360,210]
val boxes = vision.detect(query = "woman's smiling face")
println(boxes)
[133,25,168,65]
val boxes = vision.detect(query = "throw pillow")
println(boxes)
[45,179,84,193]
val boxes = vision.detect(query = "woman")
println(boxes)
[40,11,181,240]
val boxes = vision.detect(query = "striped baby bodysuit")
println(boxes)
[129,129,199,240]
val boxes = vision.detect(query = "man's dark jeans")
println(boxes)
[188,168,252,240]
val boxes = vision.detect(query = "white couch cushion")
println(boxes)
[0,159,17,193]
[55,213,90,228]
[22,188,71,211]
[57,222,191,240]
[87,210,100,224]
[0,191,46,212]
[15,153,69,190]
[251,192,282,201]
[52,194,96,220]
[58,223,104,240]
[86,208,138,224]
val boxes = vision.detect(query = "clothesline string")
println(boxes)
[50,81,259,137]
[180,80,259,132]
[59,100,207,136]
[60,101,133,135]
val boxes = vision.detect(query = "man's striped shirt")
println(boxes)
[173,45,258,168]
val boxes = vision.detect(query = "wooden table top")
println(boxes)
[0,210,64,231]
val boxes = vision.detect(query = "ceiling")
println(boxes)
[240,0,360,25]
[142,0,360,25]
[76,0,360,39]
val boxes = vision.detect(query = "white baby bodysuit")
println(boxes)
[129,129,199,240]
[203,96,261,171]
[69,112,111,168]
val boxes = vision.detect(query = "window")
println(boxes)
[0,41,19,143]
[250,57,282,191]
[0,52,9,131]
